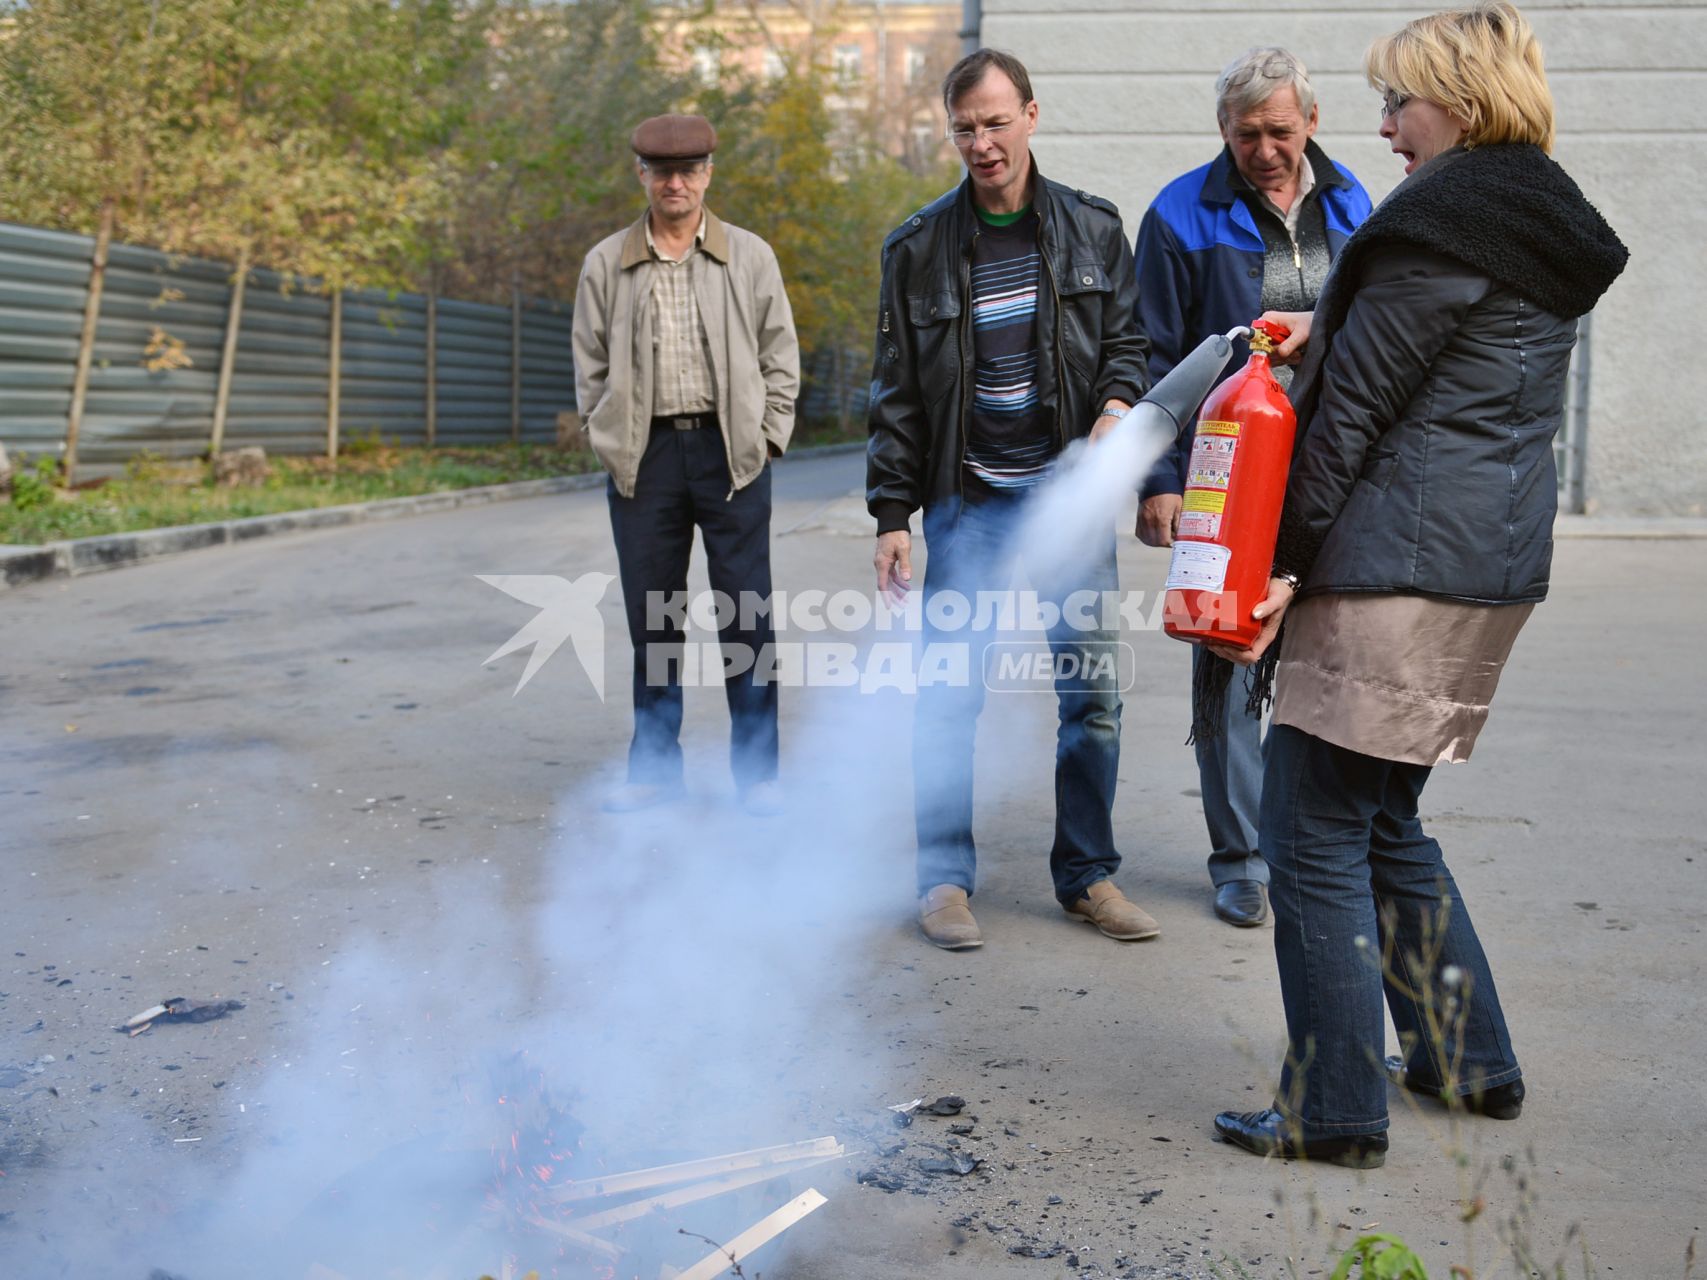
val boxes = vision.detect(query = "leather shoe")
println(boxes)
[918,885,983,950]
[1384,1056,1524,1119]
[740,779,784,817]
[601,781,675,814]
[1213,1108,1387,1169]
[1064,880,1160,941]
[1214,879,1268,927]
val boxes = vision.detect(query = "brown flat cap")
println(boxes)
[631,114,717,161]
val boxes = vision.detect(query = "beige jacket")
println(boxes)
[572,209,800,498]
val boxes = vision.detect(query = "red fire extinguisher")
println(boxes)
[1163,319,1295,648]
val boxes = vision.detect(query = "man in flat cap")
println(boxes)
[573,113,800,815]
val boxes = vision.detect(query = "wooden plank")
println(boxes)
[326,289,342,458]
[550,1136,841,1204]
[63,199,113,485]
[671,1188,828,1280]
[521,1212,625,1261]
[209,244,249,455]
[509,274,520,443]
[570,1149,844,1232]
[425,284,437,448]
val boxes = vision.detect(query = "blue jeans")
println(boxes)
[913,491,1123,903]
[1261,723,1521,1138]
[1192,646,1268,888]
[607,426,778,791]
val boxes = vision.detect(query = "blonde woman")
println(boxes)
[1209,2,1627,1166]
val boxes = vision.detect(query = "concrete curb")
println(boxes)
[0,441,868,593]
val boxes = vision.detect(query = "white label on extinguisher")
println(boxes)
[1165,540,1231,593]
[1187,426,1238,489]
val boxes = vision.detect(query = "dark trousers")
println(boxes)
[914,491,1124,903]
[1261,723,1521,1139]
[606,424,777,791]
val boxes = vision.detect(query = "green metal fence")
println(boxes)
[0,221,576,475]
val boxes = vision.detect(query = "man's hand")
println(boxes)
[874,530,913,608]
[1088,400,1132,444]
[1256,310,1313,364]
[1136,493,1182,548]
[1203,577,1296,666]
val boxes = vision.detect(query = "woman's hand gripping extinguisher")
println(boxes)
[1162,319,1295,648]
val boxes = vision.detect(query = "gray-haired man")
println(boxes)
[1132,48,1371,926]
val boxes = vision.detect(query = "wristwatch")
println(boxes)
[1273,569,1303,591]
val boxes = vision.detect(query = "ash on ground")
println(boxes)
[837,1089,1203,1279]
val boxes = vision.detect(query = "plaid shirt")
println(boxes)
[646,216,717,417]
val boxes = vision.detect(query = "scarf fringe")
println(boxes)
[1186,633,1283,745]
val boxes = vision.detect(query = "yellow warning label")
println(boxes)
[1197,419,1241,437]
[1183,489,1226,514]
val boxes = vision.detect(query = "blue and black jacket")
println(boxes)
[1134,141,1370,500]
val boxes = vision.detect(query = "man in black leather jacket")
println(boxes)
[865,49,1154,951]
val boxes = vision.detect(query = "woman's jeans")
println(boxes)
[913,490,1124,904]
[1260,723,1522,1138]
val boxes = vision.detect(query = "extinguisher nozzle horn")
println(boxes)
[1139,332,1237,434]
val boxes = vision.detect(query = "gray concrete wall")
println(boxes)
[981,0,1707,516]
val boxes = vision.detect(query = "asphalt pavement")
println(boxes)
[1,449,1702,1279]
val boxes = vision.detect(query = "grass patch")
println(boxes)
[1,443,600,545]
[2,420,864,546]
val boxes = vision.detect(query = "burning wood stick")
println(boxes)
[670,1188,828,1280]
[570,1149,845,1232]
[122,1003,172,1030]
[118,996,244,1035]
[521,1212,625,1261]
[550,1136,842,1204]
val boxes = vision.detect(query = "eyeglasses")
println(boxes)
[1380,90,1410,119]
[946,118,1020,149]
[640,159,709,181]
[1222,50,1299,93]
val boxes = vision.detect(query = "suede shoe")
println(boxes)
[1214,879,1268,927]
[1384,1056,1524,1119]
[1213,1108,1388,1169]
[918,885,983,950]
[601,781,675,814]
[1064,880,1160,941]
